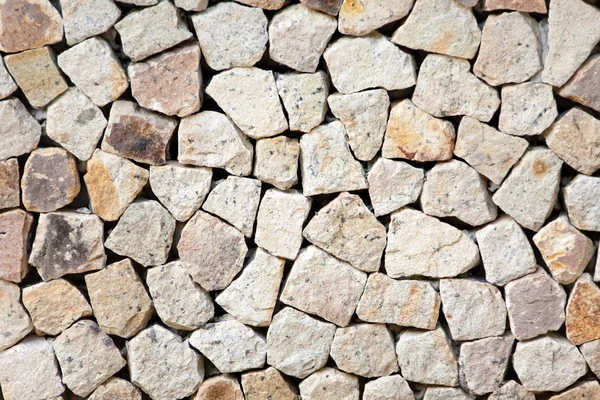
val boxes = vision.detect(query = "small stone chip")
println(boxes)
[563,175,600,231]
[194,375,244,400]
[253,136,299,190]
[299,368,359,400]
[566,273,600,345]
[88,377,142,400]
[0,280,33,351]
[22,279,92,336]
[549,381,600,400]
[558,53,600,112]
[0,59,17,99]
[363,375,414,400]
[241,367,297,400]
[0,159,19,210]
[482,0,546,12]
[61,0,121,45]
[338,0,414,36]
[0,209,32,283]
[0,98,41,161]
[488,381,535,400]
[499,82,558,137]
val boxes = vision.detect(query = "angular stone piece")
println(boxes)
[84,149,149,222]
[303,192,385,272]
[21,147,80,213]
[299,121,368,196]
[493,147,563,231]
[192,2,267,71]
[276,71,328,133]
[127,324,203,400]
[476,215,537,286]
[542,0,600,87]
[0,209,32,283]
[386,207,479,278]
[0,59,17,99]
[0,336,64,400]
[281,246,367,327]
[216,248,285,327]
[339,0,413,36]
[266,307,336,379]
[178,210,248,290]
[242,367,296,400]
[178,111,253,176]
[22,279,92,336]
[89,377,142,400]
[300,0,343,15]
[513,335,587,392]
[559,53,600,112]
[61,0,121,45]
[299,368,359,400]
[147,261,213,330]
[174,0,207,11]
[102,100,177,166]
[253,136,299,190]
[566,273,600,345]
[129,43,202,117]
[195,375,243,400]
[421,160,497,226]
[368,158,423,217]
[459,333,514,395]
[580,340,600,379]
[363,375,414,400]
[190,319,266,373]
[482,0,547,12]
[0,98,41,161]
[488,381,535,400]
[255,189,311,260]
[269,4,336,73]
[549,381,600,400]
[105,200,176,267]
[57,37,128,107]
[499,82,558,137]
[382,99,455,162]
[237,0,285,9]
[115,0,193,61]
[0,158,18,210]
[563,175,600,231]
[53,320,126,397]
[0,280,33,351]
[324,33,416,94]
[206,68,288,139]
[202,176,261,237]
[391,0,481,59]
[29,211,105,281]
[0,0,63,53]
[149,161,212,222]
[424,388,474,400]
[396,325,458,387]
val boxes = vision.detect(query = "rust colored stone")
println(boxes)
[301,0,344,15]
[559,53,600,113]
[482,0,547,13]
[566,274,600,345]
[0,158,19,210]
[0,209,32,282]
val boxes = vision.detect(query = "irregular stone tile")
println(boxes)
[241,367,297,400]
[61,0,121,45]
[149,162,212,222]
[178,210,247,290]
[381,99,455,162]
[421,160,497,226]
[330,323,398,378]
[493,147,563,231]
[482,0,547,12]
[423,388,474,400]
[391,0,480,59]
[0,159,19,210]
[299,121,368,196]
[324,33,416,94]
[440,279,507,341]
[202,176,261,237]
[580,340,600,378]
[459,333,514,395]
[385,207,479,278]
[174,0,207,11]
[114,0,193,61]
[57,37,128,107]
[0,336,64,400]
[558,53,600,112]
[280,245,367,327]
[253,136,299,190]
[455,117,528,184]
[192,2,267,71]
[190,319,266,373]
[255,188,311,260]
[194,375,243,400]
[0,280,33,351]
[178,111,253,176]
[542,0,600,87]
[513,335,587,392]
[266,307,336,379]
[303,192,386,272]
[127,324,203,400]
[396,325,458,386]
[488,381,535,400]
[29,211,106,281]
[206,68,288,139]
[476,215,537,286]
[338,0,413,36]
[413,54,500,122]
[549,381,600,400]
[269,4,336,73]
[367,158,423,217]
[237,0,285,9]
[328,89,389,162]
[563,175,600,231]
[102,100,177,166]
[275,71,328,133]
[566,273,600,345]
[129,42,201,117]
[22,279,92,336]
[499,82,558,137]
[216,248,285,327]
[21,147,80,213]
[299,368,359,400]
[300,0,343,15]
[89,377,142,400]
[84,149,149,222]
[0,209,32,283]
[0,98,41,161]
[105,200,176,267]
[0,0,63,53]
[357,273,440,329]
[363,375,414,400]
[0,59,17,99]
[147,261,214,330]
[53,320,126,397]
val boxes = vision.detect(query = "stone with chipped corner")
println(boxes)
[194,375,243,400]
[558,53,600,112]
[563,175,600,231]
[253,136,299,190]
[0,209,32,283]
[0,98,41,161]
[499,82,558,137]
[488,381,534,400]
[301,0,343,14]
[178,210,248,290]
[423,388,474,400]
[61,0,121,45]
[338,0,414,36]
[89,377,142,400]
[29,211,105,281]
[174,0,208,11]
[0,59,16,99]
[580,340,600,379]
[482,0,546,12]
[241,367,297,400]
[566,273,600,345]
[237,0,285,9]
[276,71,328,133]
[363,375,414,400]
[0,159,19,210]
[0,280,32,351]
[300,368,359,400]
[549,381,600,400]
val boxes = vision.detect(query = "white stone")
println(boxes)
[338,0,414,36]
[499,82,558,137]
[299,368,359,400]
[580,340,600,379]
[0,59,17,99]
[0,280,32,351]
[253,136,299,190]
[61,0,121,45]
[563,175,600,231]
[368,158,424,217]
[363,375,415,400]
[175,0,207,11]
[0,98,41,161]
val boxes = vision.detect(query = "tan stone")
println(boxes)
[194,375,244,400]
[0,98,41,161]
[253,136,299,190]
[559,53,600,112]
[0,209,32,283]
[488,381,535,400]
[301,0,343,14]
[563,175,600,232]
[88,377,142,400]
[236,0,285,9]
[241,367,297,400]
[0,280,33,351]
[174,0,208,11]
[0,58,17,99]
[363,375,415,400]
[423,388,473,400]
[566,273,600,345]
[299,368,359,400]
[338,0,414,36]
[0,158,19,209]
[482,0,547,12]
[549,381,600,400]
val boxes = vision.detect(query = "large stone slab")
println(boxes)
[0,280,33,351]
[423,388,473,400]
[0,98,41,161]
[0,209,32,283]
[566,273,600,345]
[499,82,557,137]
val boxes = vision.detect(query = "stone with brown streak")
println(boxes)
[300,0,343,15]
[338,0,414,36]
[0,158,19,210]
[61,0,121,45]
[88,377,142,400]
[0,280,33,351]
[194,375,244,400]
[566,273,600,345]
[0,209,32,283]
[0,98,41,161]
[241,367,297,400]
[482,0,547,12]
[559,53,600,112]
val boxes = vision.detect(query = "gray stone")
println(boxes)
[0,98,41,160]
[299,368,359,400]
[253,136,299,190]
[0,280,33,351]
[563,175,600,231]
[499,82,558,137]
[61,0,121,45]
[0,58,16,100]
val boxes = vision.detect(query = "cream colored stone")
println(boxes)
[0,280,33,351]
[563,175,600,231]
[499,82,558,137]
[488,381,534,400]
[194,375,243,400]
[338,0,414,36]
[0,98,41,161]
[300,368,359,400]
[0,59,16,99]
[61,0,121,45]
[174,0,207,11]
[423,388,474,400]
[363,375,415,400]
[0,209,32,283]
[580,340,600,379]
[253,136,299,190]
[275,71,328,133]
[237,0,285,9]
[482,0,546,12]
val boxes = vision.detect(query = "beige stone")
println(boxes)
[241,367,297,400]
[194,375,243,400]
[499,82,558,137]
[580,340,600,379]
[0,209,32,283]
[363,375,415,400]
[338,0,414,36]
[236,0,285,9]
[0,158,19,209]
[0,98,41,161]
[88,377,142,400]
[558,53,600,112]
[174,0,207,11]
[299,368,359,400]
[0,280,33,351]
[563,175,600,231]
[61,0,121,45]
[423,388,473,400]
[566,273,600,345]
[549,381,600,400]
[253,136,299,190]
[0,58,17,99]
[488,381,535,400]
[482,0,547,12]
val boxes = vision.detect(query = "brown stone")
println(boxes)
[88,377,142,400]
[559,53,600,112]
[549,381,600,399]
[194,375,244,400]
[566,273,600,345]
[300,0,343,15]
[21,148,80,213]
[0,209,32,282]
[481,0,547,13]
[242,367,297,400]
[0,158,19,210]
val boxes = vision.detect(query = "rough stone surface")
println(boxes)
[61,0,121,45]
[301,0,343,15]
[0,59,17,99]
[174,0,208,11]
[499,82,558,137]
[253,136,299,190]
[300,368,359,400]
[0,209,32,283]
[549,381,600,400]
[194,375,244,400]
[236,0,285,9]
[488,381,535,400]
[563,175,600,231]
[241,367,297,400]
[0,158,19,210]
[482,0,546,12]
[566,273,600,345]
[580,340,600,379]
[0,280,33,351]
[423,388,474,400]
[275,71,328,133]
[338,0,414,36]
[363,375,415,400]
[558,53,600,112]
[88,377,142,400]
[0,98,41,161]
